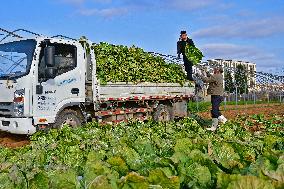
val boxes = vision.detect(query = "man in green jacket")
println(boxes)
[201,67,227,131]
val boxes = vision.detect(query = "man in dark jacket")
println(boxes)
[177,30,195,81]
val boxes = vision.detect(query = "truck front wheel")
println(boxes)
[153,104,174,122]
[53,109,84,129]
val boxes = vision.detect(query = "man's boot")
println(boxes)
[206,118,219,131]
[218,115,227,124]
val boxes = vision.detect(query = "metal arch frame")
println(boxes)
[0,28,23,42]
[149,51,283,84]
[51,35,78,41]
[12,28,41,36]
[0,28,78,43]
[0,28,43,43]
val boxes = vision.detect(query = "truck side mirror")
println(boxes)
[44,46,55,67]
[44,46,56,79]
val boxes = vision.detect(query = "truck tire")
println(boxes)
[53,109,84,129]
[153,104,174,122]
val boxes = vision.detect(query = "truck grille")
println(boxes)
[0,102,13,117]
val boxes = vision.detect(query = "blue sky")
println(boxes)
[0,0,283,73]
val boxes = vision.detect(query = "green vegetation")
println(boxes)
[78,40,204,85]
[91,42,187,85]
[185,45,204,65]
[224,71,234,93]
[222,100,280,106]
[235,65,248,94]
[188,101,211,113]
[78,38,188,85]
[0,115,283,189]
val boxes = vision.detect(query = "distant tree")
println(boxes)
[224,71,234,93]
[235,64,248,94]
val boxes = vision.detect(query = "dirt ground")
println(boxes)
[0,132,30,148]
[198,103,284,120]
[0,103,283,149]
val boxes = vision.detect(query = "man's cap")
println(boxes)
[180,31,187,35]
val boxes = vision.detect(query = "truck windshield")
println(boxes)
[0,39,36,79]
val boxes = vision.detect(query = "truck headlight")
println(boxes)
[13,89,25,117]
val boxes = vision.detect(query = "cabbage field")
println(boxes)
[0,115,283,189]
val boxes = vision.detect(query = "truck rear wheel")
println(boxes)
[53,109,84,129]
[153,104,173,122]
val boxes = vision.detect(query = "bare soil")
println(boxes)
[0,132,30,148]
[198,103,284,120]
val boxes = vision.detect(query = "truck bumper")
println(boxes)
[0,117,36,135]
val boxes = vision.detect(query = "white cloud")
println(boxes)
[93,0,112,3]
[60,0,112,5]
[167,0,218,10]
[60,0,222,17]
[59,0,129,17]
[193,16,284,39]
[78,7,128,17]
[60,0,85,5]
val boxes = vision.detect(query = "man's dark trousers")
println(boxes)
[211,95,223,118]
[183,56,193,80]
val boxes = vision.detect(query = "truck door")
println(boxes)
[33,41,85,125]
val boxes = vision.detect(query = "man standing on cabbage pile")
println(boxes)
[177,30,195,81]
[201,67,228,131]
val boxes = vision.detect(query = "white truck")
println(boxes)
[0,29,195,135]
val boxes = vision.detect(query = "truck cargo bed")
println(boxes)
[97,82,195,101]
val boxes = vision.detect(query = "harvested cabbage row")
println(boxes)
[92,42,187,85]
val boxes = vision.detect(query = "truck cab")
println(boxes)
[0,36,88,134]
